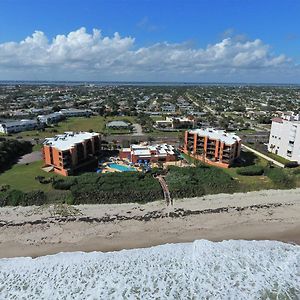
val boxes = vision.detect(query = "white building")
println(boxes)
[37,112,64,125]
[155,116,196,129]
[0,119,40,134]
[268,118,300,162]
[59,108,92,117]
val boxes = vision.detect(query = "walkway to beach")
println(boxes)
[241,144,285,168]
[156,175,172,205]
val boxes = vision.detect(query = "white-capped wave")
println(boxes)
[0,240,299,299]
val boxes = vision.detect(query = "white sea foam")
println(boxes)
[0,240,299,299]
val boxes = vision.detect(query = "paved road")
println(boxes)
[17,151,42,164]
[132,123,144,136]
[242,144,285,168]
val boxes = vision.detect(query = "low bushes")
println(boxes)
[0,189,47,206]
[265,167,295,189]
[237,165,264,176]
[166,165,237,198]
[69,172,163,204]
[284,161,299,168]
[52,178,77,190]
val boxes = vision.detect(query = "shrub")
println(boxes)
[21,191,47,206]
[236,165,264,176]
[166,165,237,198]
[284,161,299,168]
[52,178,77,190]
[70,172,163,204]
[265,167,295,189]
[292,168,300,175]
[0,189,48,207]
[0,189,25,206]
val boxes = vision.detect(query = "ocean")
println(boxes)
[0,240,299,299]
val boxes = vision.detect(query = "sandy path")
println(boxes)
[0,188,299,258]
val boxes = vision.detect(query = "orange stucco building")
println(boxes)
[42,131,101,176]
[183,128,241,168]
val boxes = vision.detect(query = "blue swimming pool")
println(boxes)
[108,163,136,172]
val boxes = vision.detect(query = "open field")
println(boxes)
[0,160,58,192]
[9,116,137,140]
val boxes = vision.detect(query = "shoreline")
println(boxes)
[1,188,300,258]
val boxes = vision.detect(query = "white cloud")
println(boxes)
[0,27,297,82]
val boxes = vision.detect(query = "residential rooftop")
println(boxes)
[106,120,130,127]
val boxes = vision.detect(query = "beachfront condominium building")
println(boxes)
[183,128,241,168]
[120,144,177,164]
[268,118,300,163]
[43,131,101,176]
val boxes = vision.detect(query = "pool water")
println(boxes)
[108,163,136,172]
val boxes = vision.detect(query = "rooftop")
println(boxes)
[43,131,99,151]
[126,143,175,157]
[106,120,130,128]
[189,128,241,145]
[0,119,38,127]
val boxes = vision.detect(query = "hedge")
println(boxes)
[69,172,163,204]
[236,165,264,176]
[0,189,47,206]
[166,165,237,198]
[265,167,295,189]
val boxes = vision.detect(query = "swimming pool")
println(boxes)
[108,163,136,172]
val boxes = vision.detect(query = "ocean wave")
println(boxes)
[0,240,299,299]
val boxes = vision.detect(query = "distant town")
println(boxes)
[1,83,300,206]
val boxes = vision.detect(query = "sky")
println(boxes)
[0,0,299,83]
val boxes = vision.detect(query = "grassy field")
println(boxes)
[9,116,137,140]
[150,115,165,121]
[0,160,59,192]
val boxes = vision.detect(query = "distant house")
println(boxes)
[59,108,92,117]
[155,116,196,130]
[37,112,64,125]
[161,102,176,114]
[0,119,40,134]
[106,120,131,129]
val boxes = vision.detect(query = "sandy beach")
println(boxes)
[0,188,300,258]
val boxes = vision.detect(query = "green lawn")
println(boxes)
[0,160,60,192]
[265,152,291,164]
[32,144,43,151]
[150,115,165,121]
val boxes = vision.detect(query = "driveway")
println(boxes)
[17,151,42,164]
[132,123,144,136]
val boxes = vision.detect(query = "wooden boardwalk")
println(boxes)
[156,175,172,206]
